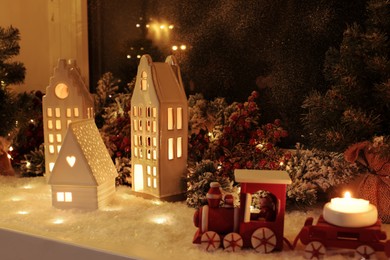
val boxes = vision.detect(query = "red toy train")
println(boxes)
[192,169,390,259]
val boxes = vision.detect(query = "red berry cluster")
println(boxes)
[188,91,290,180]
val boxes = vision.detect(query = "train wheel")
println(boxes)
[355,245,376,259]
[304,241,326,259]
[251,227,276,253]
[200,231,221,251]
[223,232,243,252]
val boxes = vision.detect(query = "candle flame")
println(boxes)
[344,191,351,198]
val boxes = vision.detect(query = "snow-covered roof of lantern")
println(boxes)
[235,169,292,185]
[48,119,117,186]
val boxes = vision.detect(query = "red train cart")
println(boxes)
[292,215,390,259]
[193,169,292,253]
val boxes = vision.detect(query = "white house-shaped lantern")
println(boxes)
[42,59,94,178]
[131,55,188,199]
[48,119,117,210]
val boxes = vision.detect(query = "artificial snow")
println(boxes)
[0,176,389,260]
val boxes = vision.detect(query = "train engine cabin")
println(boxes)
[236,169,292,252]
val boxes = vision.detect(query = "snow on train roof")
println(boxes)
[234,169,292,185]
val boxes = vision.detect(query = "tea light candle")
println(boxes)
[323,192,378,228]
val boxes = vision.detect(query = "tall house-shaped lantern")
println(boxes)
[131,55,188,199]
[42,59,94,178]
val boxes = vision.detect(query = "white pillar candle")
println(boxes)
[323,192,378,228]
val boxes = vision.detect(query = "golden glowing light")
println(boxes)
[180,45,187,50]
[151,200,162,206]
[53,218,64,224]
[11,196,23,202]
[18,211,29,215]
[344,191,352,199]
[151,215,170,225]
[172,45,178,51]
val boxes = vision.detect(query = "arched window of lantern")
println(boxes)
[141,71,148,91]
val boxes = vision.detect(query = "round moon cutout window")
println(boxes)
[55,83,69,99]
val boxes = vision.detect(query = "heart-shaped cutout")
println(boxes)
[66,156,76,167]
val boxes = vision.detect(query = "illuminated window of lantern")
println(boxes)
[87,108,90,118]
[177,107,182,129]
[66,156,76,167]
[177,137,182,158]
[66,108,72,117]
[152,121,157,132]
[141,71,148,91]
[57,192,64,201]
[74,108,79,117]
[133,164,144,191]
[152,107,157,118]
[56,120,61,130]
[49,162,55,172]
[47,108,53,117]
[133,119,138,131]
[48,120,53,129]
[49,134,54,143]
[167,108,173,130]
[65,192,72,202]
[56,134,62,143]
[168,138,174,160]
[133,106,137,116]
[49,145,55,154]
[54,83,69,99]
[134,135,138,146]
[55,108,61,117]
[56,192,72,202]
